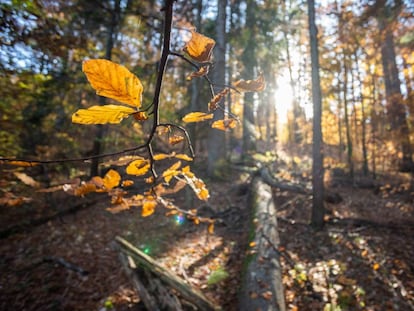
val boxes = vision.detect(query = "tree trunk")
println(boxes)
[207,0,227,177]
[308,0,325,229]
[239,177,286,311]
[90,0,121,177]
[377,1,413,171]
[241,0,257,158]
[343,55,354,181]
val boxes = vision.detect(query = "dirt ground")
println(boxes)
[0,168,413,310]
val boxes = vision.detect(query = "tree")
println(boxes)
[207,0,227,177]
[308,0,325,229]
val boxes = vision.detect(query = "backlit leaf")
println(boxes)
[83,59,143,107]
[153,153,171,161]
[72,105,135,124]
[3,161,39,167]
[175,154,193,161]
[169,135,185,145]
[211,119,237,131]
[208,88,229,111]
[13,172,40,188]
[183,30,215,63]
[182,112,214,123]
[187,65,209,81]
[233,72,266,92]
[122,180,134,187]
[102,169,121,190]
[142,198,157,217]
[162,161,182,183]
[208,222,215,234]
[132,111,148,121]
[126,158,150,176]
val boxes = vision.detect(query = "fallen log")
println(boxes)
[115,236,220,311]
[239,176,286,311]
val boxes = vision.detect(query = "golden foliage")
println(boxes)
[126,158,151,176]
[182,112,214,123]
[183,30,215,63]
[72,105,135,124]
[233,72,266,92]
[211,119,237,131]
[83,59,143,107]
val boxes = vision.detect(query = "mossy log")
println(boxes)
[239,176,286,311]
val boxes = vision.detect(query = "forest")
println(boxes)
[0,0,413,310]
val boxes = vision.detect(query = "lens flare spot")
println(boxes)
[174,214,185,225]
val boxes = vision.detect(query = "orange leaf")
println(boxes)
[211,119,237,131]
[187,65,209,80]
[153,153,171,161]
[132,111,148,121]
[169,135,185,145]
[102,169,121,190]
[83,59,143,107]
[162,161,182,183]
[74,183,97,196]
[142,198,157,217]
[182,112,214,123]
[126,158,150,176]
[208,223,215,234]
[373,263,380,271]
[122,180,134,187]
[208,88,229,111]
[183,30,215,63]
[4,161,39,167]
[174,154,193,161]
[233,72,266,92]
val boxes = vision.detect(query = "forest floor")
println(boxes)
[0,166,413,311]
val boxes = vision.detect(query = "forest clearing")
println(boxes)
[1,0,414,310]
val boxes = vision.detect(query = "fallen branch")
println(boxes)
[239,176,286,311]
[115,236,220,311]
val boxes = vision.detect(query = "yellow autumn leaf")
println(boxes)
[162,161,182,183]
[83,59,143,107]
[174,154,193,161]
[208,223,215,234]
[142,198,157,217]
[211,119,237,131]
[169,135,185,145]
[233,72,266,92]
[72,105,135,124]
[183,30,215,63]
[153,153,171,161]
[102,169,121,190]
[13,172,41,188]
[126,158,150,176]
[3,160,39,167]
[182,112,214,123]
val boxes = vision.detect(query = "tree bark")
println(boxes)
[207,0,227,177]
[239,177,286,311]
[308,0,325,229]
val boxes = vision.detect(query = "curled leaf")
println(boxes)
[132,111,148,121]
[3,161,39,167]
[182,112,214,123]
[211,119,237,131]
[13,172,40,188]
[209,88,229,111]
[183,30,215,63]
[233,72,266,92]
[72,105,135,124]
[187,65,209,81]
[83,59,143,107]
[126,158,150,176]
